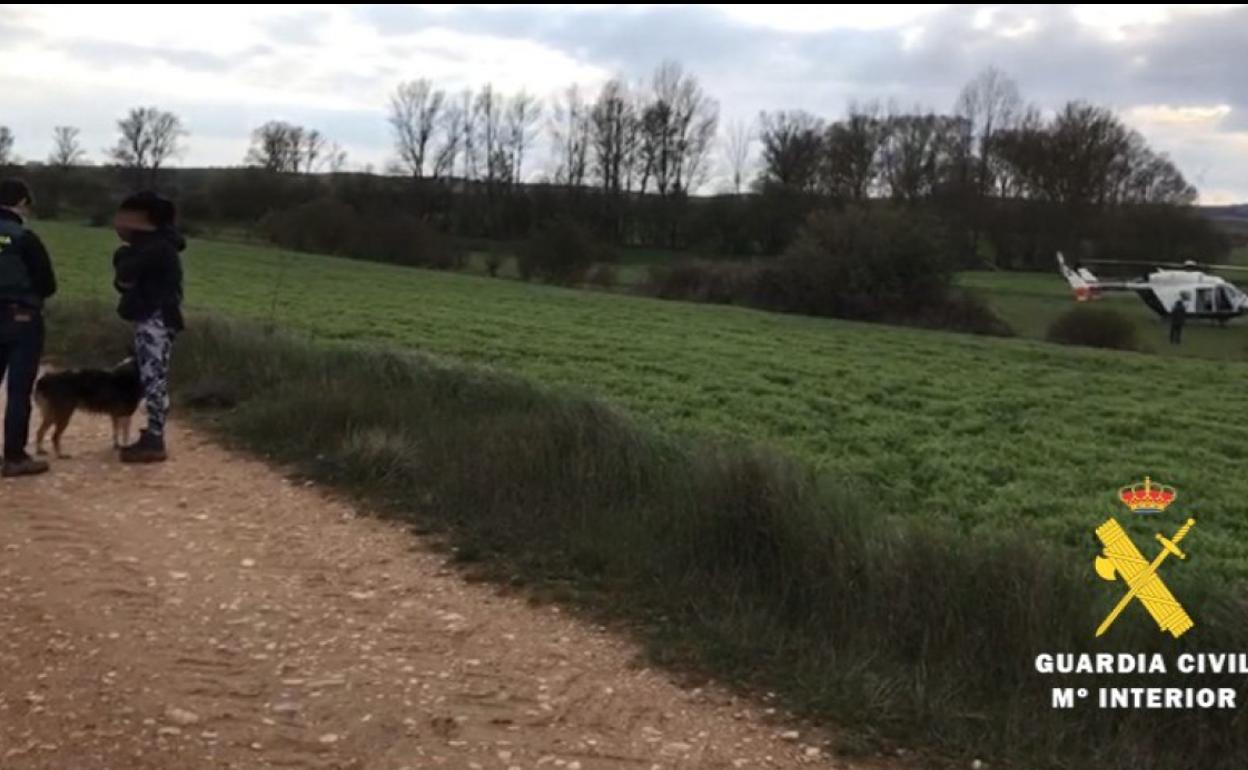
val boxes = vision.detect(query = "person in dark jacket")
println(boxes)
[0,179,56,477]
[112,191,184,463]
[1170,297,1187,345]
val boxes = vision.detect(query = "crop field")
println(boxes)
[41,220,1248,577]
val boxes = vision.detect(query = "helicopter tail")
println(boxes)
[1057,252,1100,301]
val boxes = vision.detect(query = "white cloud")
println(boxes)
[712,4,947,32]
[1071,4,1243,40]
[1127,104,1233,127]
[0,4,1244,200]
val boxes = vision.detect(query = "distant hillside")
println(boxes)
[1200,204,1248,240]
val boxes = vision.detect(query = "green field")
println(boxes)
[42,221,1248,576]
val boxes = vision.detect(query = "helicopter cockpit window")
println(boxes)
[1196,288,1214,313]
[1217,286,1234,312]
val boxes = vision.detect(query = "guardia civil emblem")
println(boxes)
[1094,477,1195,639]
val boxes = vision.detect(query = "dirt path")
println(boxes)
[0,408,888,770]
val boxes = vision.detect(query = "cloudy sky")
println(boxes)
[1,4,1245,202]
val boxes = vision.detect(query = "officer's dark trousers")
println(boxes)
[0,304,44,461]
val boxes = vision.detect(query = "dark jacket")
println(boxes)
[0,208,57,310]
[113,226,185,331]
[1171,301,1187,327]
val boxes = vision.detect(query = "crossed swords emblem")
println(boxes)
[1094,517,1196,638]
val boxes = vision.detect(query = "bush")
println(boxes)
[910,290,1015,337]
[774,206,954,320]
[261,197,357,255]
[645,260,756,304]
[585,264,617,290]
[262,197,463,270]
[209,168,320,223]
[87,205,113,228]
[642,208,1012,336]
[484,252,504,278]
[350,212,464,270]
[518,217,609,286]
[1046,306,1139,351]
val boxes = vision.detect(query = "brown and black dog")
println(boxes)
[34,357,143,457]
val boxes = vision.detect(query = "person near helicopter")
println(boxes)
[1170,296,1187,345]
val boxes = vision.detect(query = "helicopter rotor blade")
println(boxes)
[1191,263,1248,273]
[1080,259,1248,273]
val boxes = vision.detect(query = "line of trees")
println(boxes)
[384,61,719,197]
[0,64,1204,210]
[748,68,1198,262]
[245,121,347,175]
[0,63,1225,270]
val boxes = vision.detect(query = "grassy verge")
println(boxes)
[46,301,1248,770]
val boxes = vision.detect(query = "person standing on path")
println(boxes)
[0,179,57,478]
[112,191,185,463]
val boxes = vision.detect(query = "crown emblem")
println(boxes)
[1118,476,1176,514]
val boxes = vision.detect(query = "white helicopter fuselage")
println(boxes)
[1143,270,1248,319]
[1057,253,1248,321]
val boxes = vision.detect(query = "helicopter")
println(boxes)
[1056,252,1248,322]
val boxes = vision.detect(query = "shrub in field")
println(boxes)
[484,251,504,278]
[45,301,1248,770]
[643,208,1012,336]
[774,206,954,320]
[910,290,1015,337]
[349,212,464,270]
[87,204,113,228]
[518,217,609,286]
[261,196,357,255]
[645,260,751,304]
[263,197,462,270]
[1046,306,1139,351]
[586,264,617,290]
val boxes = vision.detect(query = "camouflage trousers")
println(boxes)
[135,315,174,437]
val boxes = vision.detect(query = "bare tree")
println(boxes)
[996,103,1197,208]
[110,107,186,186]
[955,66,1023,199]
[549,84,590,187]
[326,141,349,174]
[49,126,86,168]
[758,110,822,193]
[434,98,465,179]
[722,118,754,194]
[878,107,944,203]
[389,79,446,178]
[590,78,639,195]
[246,121,303,172]
[954,66,1025,264]
[675,97,719,195]
[301,129,328,173]
[0,127,14,166]
[246,122,337,174]
[475,85,508,186]
[821,101,885,201]
[457,89,479,181]
[505,91,542,184]
[637,61,719,196]
[1114,138,1193,206]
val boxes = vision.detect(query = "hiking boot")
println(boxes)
[2,455,50,478]
[119,430,168,464]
